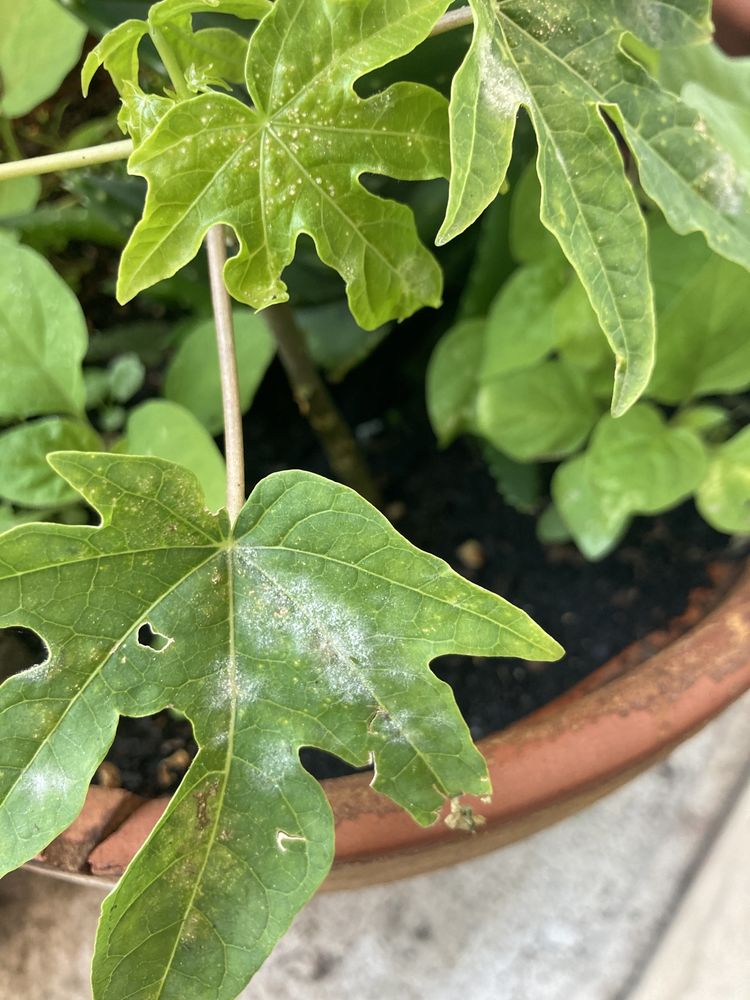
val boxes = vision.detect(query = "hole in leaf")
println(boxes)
[0,627,49,682]
[136,623,173,652]
[275,830,307,852]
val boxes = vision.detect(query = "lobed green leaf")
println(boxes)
[0,453,560,998]
[115,0,451,329]
[440,0,750,415]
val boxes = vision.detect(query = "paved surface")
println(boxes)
[2,691,749,1000]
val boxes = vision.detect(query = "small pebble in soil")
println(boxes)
[455,538,486,571]
[95,761,122,789]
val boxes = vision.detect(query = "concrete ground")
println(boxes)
[2,690,749,1000]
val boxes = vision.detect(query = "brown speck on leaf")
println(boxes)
[195,782,218,830]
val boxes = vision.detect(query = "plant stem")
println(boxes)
[206,226,246,523]
[150,27,192,101]
[0,118,22,161]
[0,140,133,181]
[153,32,246,520]
[430,5,472,36]
[264,304,383,507]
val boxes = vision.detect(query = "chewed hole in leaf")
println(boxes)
[0,627,49,682]
[275,830,307,852]
[136,622,173,652]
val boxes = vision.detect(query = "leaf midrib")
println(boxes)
[493,12,648,379]
[497,7,750,238]
[151,546,237,1000]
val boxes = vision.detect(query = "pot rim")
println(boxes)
[25,561,750,890]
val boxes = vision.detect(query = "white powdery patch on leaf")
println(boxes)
[232,546,375,706]
[478,34,529,116]
[22,765,73,802]
[701,149,746,219]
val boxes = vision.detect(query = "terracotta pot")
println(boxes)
[713,0,750,54]
[26,561,750,891]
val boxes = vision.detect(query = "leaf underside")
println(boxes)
[0,453,560,999]
[442,0,750,414]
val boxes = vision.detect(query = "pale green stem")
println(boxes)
[206,227,246,522]
[152,28,246,521]
[430,5,472,36]
[0,140,133,181]
[0,118,22,161]
[150,26,193,101]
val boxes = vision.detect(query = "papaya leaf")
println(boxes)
[0,240,87,420]
[696,427,750,535]
[82,1,270,141]
[659,41,750,177]
[114,0,451,328]
[440,0,750,415]
[0,453,561,999]
[552,403,707,559]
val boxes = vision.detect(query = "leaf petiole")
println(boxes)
[0,140,133,181]
[206,226,246,522]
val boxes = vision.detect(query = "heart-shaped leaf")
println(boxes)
[0,240,88,420]
[164,310,275,434]
[646,219,750,403]
[0,453,560,999]
[696,427,750,534]
[552,403,707,559]
[0,419,101,507]
[123,400,227,510]
[0,0,85,119]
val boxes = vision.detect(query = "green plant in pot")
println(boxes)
[0,1,748,998]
